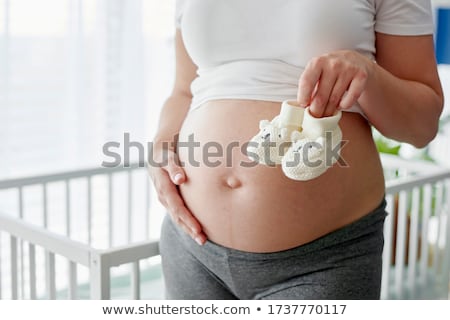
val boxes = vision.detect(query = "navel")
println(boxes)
[224,176,242,189]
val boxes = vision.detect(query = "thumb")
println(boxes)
[165,153,186,185]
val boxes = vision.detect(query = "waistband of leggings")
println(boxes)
[202,197,388,261]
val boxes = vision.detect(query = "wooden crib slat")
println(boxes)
[432,182,443,275]
[395,190,408,298]
[18,187,24,219]
[43,183,54,300]
[408,187,420,298]
[29,243,36,299]
[65,180,78,299]
[90,254,110,300]
[127,172,133,243]
[108,173,113,247]
[19,240,25,299]
[65,180,71,237]
[381,193,395,299]
[68,261,77,299]
[131,261,140,300]
[46,251,56,299]
[442,179,450,293]
[18,187,24,299]
[43,183,48,227]
[419,184,432,285]
[10,235,18,299]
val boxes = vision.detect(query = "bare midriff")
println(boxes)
[177,99,385,253]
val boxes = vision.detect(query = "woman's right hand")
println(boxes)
[149,145,206,245]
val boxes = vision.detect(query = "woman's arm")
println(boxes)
[153,29,197,148]
[297,34,444,149]
[149,30,206,245]
[359,33,444,148]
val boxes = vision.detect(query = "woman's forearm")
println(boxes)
[153,92,191,151]
[359,62,443,148]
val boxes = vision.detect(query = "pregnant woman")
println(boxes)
[149,0,443,299]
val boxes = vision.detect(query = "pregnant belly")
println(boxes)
[177,99,385,252]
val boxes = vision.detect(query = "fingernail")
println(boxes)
[173,173,183,184]
[194,237,203,246]
[298,101,308,108]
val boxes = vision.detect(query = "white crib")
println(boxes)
[0,155,449,300]
[0,163,163,299]
[381,155,450,299]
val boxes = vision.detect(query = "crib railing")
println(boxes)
[381,155,450,299]
[0,155,449,299]
[0,163,162,299]
[0,163,154,247]
[0,213,159,299]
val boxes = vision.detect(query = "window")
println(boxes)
[0,0,176,180]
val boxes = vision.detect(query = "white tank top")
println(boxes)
[175,0,434,113]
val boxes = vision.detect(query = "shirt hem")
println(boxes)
[190,94,296,110]
[189,95,367,119]
[374,23,434,36]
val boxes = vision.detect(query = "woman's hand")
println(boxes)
[149,145,206,245]
[297,50,375,117]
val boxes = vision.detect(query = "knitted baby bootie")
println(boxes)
[247,101,304,166]
[281,108,342,180]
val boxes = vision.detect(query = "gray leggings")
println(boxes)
[159,199,387,300]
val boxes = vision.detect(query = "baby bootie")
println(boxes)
[281,108,342,180]
[247,101,304,165]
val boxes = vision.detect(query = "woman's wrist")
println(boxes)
[152,133,179,152]
[357,56,381,114]
[148,133,179,168]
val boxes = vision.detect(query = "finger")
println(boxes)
[339,73,367,110]
[297,59,323,107]
[323,76,352,117]
[310,73,338,118]
[170,204,203,236]
[156,169,206,244]
[165,188,206,243]
[163,182,202,235]
[163,152,186,185]
[171,208,207,245]
[153,168,185,213]
[176,219,206,245]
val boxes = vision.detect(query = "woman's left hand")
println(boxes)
[297,50,375,117]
